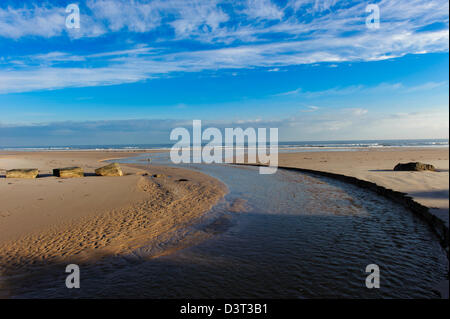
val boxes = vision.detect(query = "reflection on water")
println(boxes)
[8,153,448,298]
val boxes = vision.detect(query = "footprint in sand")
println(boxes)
[0,211,11,218]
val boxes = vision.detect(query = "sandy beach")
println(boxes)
[0,147,448,298]
[0,151,226,282]
[1,148,448,242]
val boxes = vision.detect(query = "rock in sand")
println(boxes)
[6,169,39,179]
[95,163,123,177]
[53,167,84,178]
[393,162,436,171]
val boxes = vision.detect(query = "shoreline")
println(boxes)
[231,147,449,248]
[276,148,449,224]
[237,163,449,253]
[275,148,449,249]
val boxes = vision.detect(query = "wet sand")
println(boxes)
[0,151,226,279]
[277,148,449,227]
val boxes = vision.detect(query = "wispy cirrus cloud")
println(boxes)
[0,5,67,39]
[301,105,320,112]
[0,3,106,39]
[243,0,284,20]
[1,0,448,42]
[404,81,449,92]
[0,0,448,94]
[274,81,449,98]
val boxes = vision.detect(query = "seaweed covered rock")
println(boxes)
[394,162,436,172]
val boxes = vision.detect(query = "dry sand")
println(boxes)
[277,147,449,226]
[0,151,226,279]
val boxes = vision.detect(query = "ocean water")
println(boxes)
[0,139,448,151]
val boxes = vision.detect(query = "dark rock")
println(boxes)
[394,162,436,171]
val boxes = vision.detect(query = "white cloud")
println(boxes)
[169,0,228,38]
[273,81,449,99]
[0,0,448,93]
[0,0,447,44]
[87,0,161,32]
[0,104,449,146]
[280,106,449,140]
[301,105,320,112]
[361,109,450,139]
[243,0,284,20]
[0,6,66,39]
[312,0,338,12]
[0,4,107,39]
[404,81,448,92]
[1,24,448,94]
[1,107,447,146]
[346,108,368,116]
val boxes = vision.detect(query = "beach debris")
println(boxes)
[177,178,189,182]
[95,163,123,177]
[393,162,436,172]
[6,168,39,179]
[53,167,84,178]
[152,174,164,178]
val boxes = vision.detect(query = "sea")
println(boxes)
[0,138,448,151]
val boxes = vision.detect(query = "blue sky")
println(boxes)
[0,0,448,146]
